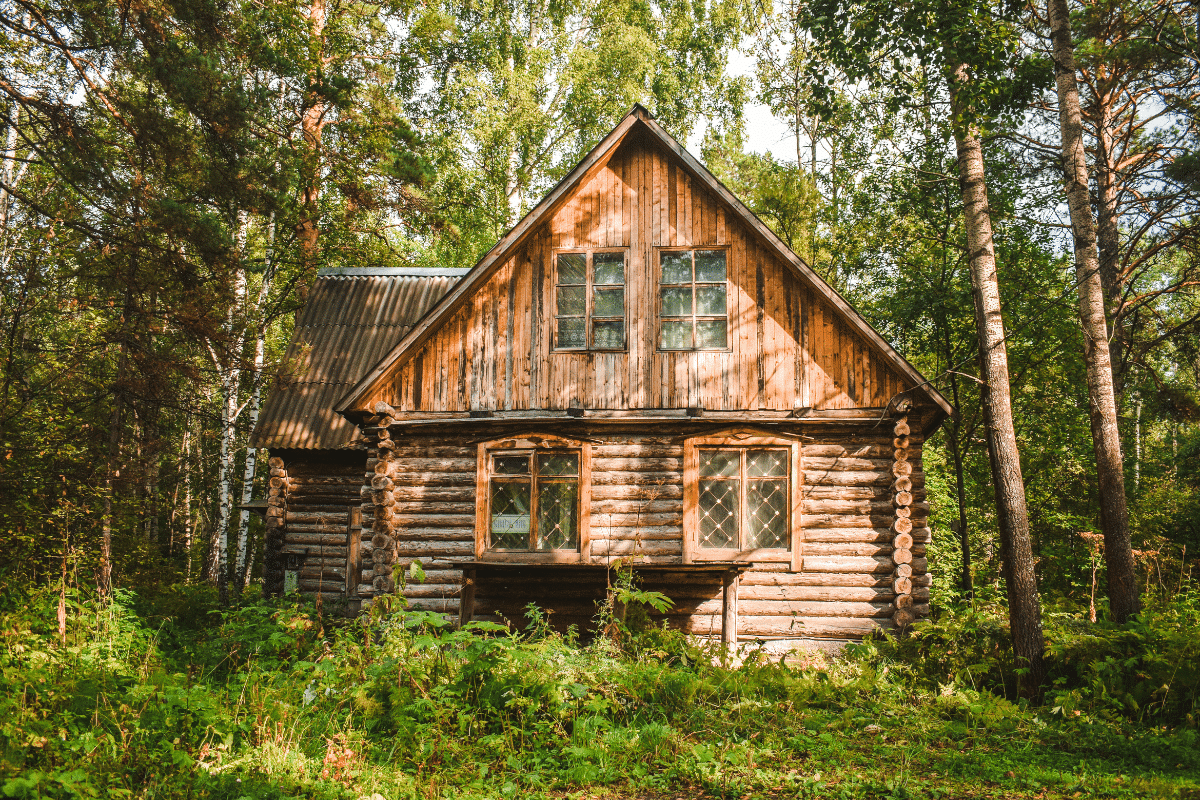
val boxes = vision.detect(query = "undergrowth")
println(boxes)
[1,580,1198,799]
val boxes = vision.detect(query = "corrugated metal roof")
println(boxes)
[252,272,461,450]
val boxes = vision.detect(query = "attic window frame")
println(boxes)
[474,435,592,563]
[655,246,732,352]
[682,431,803,570]
[551,247,629,352]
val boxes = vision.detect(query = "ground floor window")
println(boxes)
[683,432,802,569]
[475,436,591,561]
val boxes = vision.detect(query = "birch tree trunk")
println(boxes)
[1048,0,1141,624]
[948,63,1046,693]
[234,219,277,591]
[212,240,248,605]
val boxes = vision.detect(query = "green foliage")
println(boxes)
[865,591,1200,727]
[1,586,1198,799]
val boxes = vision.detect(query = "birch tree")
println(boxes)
[801,0,1048,691]
[1046,0,1140,623]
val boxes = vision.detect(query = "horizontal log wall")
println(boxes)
[362,425,931,639]
[277,452,364,598]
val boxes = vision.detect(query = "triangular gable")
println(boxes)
[337,105,952,419]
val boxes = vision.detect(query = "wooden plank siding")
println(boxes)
[358,428,929,639]
[373,135,908,415]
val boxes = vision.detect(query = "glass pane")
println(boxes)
[661,251,692,284]
[696,319,727,349]
[695,250,726,282]
[490,480,531,549]
[660,319,692,350]
[699,479,738,548]
[748,479,788,549]
[747,449,788,477]
[593,287,624,317]
[593,252,624,284]
[592,320,625,349]
[493,455,530,474]
[557,317,586,348]
[537,452,579,476]
[699,449,740,477]
[557,253,586,284]
[660,286,692,317]
[696,285,726,316]
[537,480,579,550]
[557,285,585,316]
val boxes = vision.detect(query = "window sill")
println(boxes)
[689,549,791,563]
[477,551,587,564]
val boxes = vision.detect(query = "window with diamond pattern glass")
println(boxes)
[697,448,788,550]
[488,451,580,550]
[555,251,625,350]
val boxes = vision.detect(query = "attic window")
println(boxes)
[658,249,729,350]
[554,250,626,351]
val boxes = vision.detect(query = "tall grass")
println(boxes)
[1,582,1197,799]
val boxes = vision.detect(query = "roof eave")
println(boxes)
[336,105,651,416]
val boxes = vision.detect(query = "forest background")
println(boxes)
[1,0,1199,638]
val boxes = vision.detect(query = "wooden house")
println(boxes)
[255,106,951,645]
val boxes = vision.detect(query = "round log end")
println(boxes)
[894,608,915,628]
[895,594,914,610]
[893,436,910,450]
[893,491,913,507]
[893,548,913,565]
[371,533,391,550]
[892,576,912,595]
[372,575,394,593]
[895,506,912,519]
[893,532,914,550]
[892,517,914,535]
[892,476,913,493]
[891,461,913,477]
[894,562,913,578]
[268,456,284,468]
[893,419,911,436]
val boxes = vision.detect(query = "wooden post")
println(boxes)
[345,507,362,598]
[721,569,739,652]
[459,567,476,628]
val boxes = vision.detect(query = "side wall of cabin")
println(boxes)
[357,418,932,639]
[265,450,366,606]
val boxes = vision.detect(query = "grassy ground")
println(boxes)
[1,584,1197,800]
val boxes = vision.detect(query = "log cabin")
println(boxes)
[254,105,952,648]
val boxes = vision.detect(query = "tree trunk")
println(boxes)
[183,417,194,581]
[99,387,122,598]
[234,226,276,592]
[948,63,1046,694]
[296,0,327,294]
[212,250,248,605]
[1048,0,1141,624]
[1092,112,1126,400]
[99,286,134,599]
